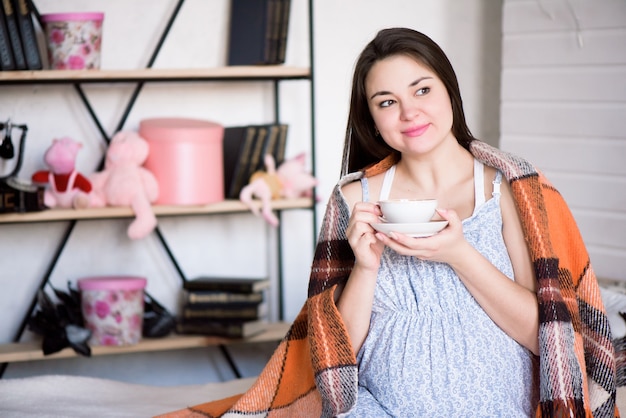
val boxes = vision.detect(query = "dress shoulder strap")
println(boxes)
[473,160,503,211]
[492,170,502,197]
[379,165,396,201]
[360,165,396,203]
[360,178,370,202]
[474,159,485,209]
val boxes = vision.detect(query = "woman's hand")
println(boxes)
[346,201,386,272]
[375,208,472,263]
[337,201,386,354]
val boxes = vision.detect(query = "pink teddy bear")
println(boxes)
[239,152,317,227]
[89,131,159,240]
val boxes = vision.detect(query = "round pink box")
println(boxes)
[78,276,146,346]
[140,117,225,205]
[41,12,104,70]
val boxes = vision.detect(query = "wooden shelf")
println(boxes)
[0,66,310,85]
[0,197,313,224]
[0,322,290,363]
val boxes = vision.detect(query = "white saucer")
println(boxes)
[371,220,449,238]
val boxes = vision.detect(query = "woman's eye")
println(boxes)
[379,99,394,108]
[416,87,430,96]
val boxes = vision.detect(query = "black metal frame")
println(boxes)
[0,0,316,379]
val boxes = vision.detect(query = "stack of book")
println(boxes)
[222,123,289,199]
[176,277,271,338]
[227,0,292,66]
[0,0,43,71]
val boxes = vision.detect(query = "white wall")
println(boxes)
[500,0,626,282]
[0,0,502,384]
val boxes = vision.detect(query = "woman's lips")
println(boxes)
[403,124,429,137]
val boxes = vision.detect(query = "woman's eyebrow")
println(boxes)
[369,90,391,100]
[409,76,433,87]
[369,76,434,100]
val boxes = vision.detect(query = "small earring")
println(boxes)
[374,127,380,136]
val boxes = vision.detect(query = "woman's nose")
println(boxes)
[399,102,419,120]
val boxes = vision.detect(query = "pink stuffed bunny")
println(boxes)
[31,137,92,209]
[89,131,159,240]
[239,152,317,226]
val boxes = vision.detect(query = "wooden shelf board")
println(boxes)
[0,197,313,224]
[0,66,310,84]
[0,322,290,363]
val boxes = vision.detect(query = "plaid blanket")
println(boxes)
[158,141,618,417]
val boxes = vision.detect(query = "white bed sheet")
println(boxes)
[3,286,626,417]
[1,373,626,416]
[0,374,256,418]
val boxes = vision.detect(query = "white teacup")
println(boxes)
[378,199,438,224]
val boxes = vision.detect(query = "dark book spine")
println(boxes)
[260,124,280,165]
[12,0,41,70]
[267,0,281,64]
[222,126,247,200]
[246,125,269,179]
[262,0,276,64]
[276,0,291,64]
[183,278,270,293]
[227,0,274,65]
[183,301,263,310]
[274,124,288,165]
[184,290,264,305]
[2,0,26,69]
[228,126,257,199]
[0,2,16,70]
[176,319,266,338]
[184,282,263,293]
[182,303,267,320]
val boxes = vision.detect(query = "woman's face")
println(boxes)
[365,54,454,156]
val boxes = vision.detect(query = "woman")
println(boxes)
[335,26,538,416]
[159,27,617,418]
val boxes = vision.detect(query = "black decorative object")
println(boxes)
[27,282,92,357]
[0,120,46,213]
[0,122,14,159]
[142,292,176,338]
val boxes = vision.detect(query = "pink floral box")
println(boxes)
[78,276,146,346]
[41,12,104,70]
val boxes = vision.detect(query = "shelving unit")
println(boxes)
[0,0,316,379]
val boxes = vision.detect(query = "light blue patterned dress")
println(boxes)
[346,160,536,417]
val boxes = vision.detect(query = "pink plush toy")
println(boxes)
[31,137,92,209]
[89,131,159,240]
[239,152,317,227]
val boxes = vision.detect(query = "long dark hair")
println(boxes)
[341,27,477,175]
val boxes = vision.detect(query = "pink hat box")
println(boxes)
[140,117,225,205]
